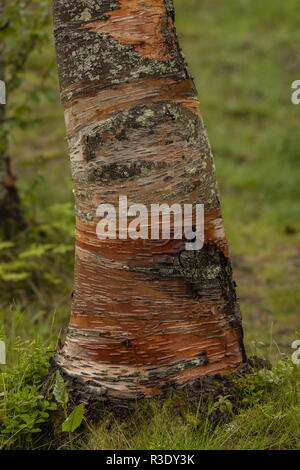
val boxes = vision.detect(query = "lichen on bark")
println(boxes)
[52,0,246,401]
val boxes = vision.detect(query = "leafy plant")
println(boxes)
[0,202,74,294]
[53,371,69,409]
[0,340,56,449]
[1,0,53,130]
[62,405,85,434]
[235,359,299,407]
[53,371,85,449]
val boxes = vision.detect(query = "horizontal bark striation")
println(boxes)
[52,0,246,401]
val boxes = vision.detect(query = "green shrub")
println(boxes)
[0,340,56,449]
[0,203,74,297]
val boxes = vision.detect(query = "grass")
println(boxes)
[1,339,299,450]
[0,0,299,450]
[85,370,300,451]
[81,359,300,451]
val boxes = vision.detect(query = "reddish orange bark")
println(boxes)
[52,0,246,401]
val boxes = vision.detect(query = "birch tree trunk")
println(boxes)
[52,0,246,401]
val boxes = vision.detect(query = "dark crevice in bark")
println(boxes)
[87,160,169,182]
[127,243,240,312]
[164,0,175,20]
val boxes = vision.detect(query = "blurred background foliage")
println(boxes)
[0,0,300,364]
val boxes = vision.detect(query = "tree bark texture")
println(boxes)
[52,0,246,401]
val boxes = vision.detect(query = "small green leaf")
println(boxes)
[62,404,84,433]
[53,371,69,407]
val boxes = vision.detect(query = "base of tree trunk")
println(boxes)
[50,356,268,408]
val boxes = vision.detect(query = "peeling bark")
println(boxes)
[52,0,246,401]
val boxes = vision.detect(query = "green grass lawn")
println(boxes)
[0,0,299,450]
